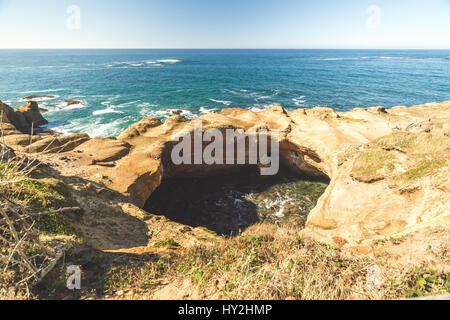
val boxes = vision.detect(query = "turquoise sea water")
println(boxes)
[0,49,449,137]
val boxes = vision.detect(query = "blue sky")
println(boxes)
[0,0,449,49]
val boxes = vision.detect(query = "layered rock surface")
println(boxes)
[1,100,449,245]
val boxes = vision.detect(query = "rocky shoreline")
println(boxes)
[1,99,449,247]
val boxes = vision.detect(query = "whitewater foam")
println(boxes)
[200,107,219,114]
[92,108,124,116]
[209,99,232,106]
[292,96,306,106]
[19,89,67,94]
[156,59,181,64]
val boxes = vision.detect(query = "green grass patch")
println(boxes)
[351,149,397,183]
[153,239,181,248]
[400,160,446,181]
[1,177,80,236]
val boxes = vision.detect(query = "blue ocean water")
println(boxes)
[0,49,449,137]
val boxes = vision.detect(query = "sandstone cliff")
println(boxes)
[1,100,449,247]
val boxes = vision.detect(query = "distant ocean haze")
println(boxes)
[0,49,449,138]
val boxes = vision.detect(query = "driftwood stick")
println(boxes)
[27,207,81,218]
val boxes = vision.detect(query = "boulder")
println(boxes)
[0,101,29,132]
[16,101,48,127]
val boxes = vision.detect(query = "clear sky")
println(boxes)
[0,0,449,49]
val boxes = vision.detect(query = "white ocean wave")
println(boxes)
[137,102,158,108]
[200,107,219,114]
[209,99,232,106]
[92,108,124,116]
[51,117,130,138]
[157,109,194,118]
[105,59,181,69]
[292,96,306,106]
[319,58,345,61]
[248,106,266,113]
[139,107,196,120]
[100,95,122,107]
[113,100,141,108]
[223,88,281,102]
[317,57,372,61]
[156,59,181,64]
[19,88,67,94]
[379,56,434,60]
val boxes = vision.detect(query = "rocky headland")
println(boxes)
[0,99,449,299]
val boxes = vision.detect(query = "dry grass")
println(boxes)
[350,132,449,184]
[376,132,450,157]
[102,222,450,300]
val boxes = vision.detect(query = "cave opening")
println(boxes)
[144,165,329,237]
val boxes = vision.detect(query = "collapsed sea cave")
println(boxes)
[144,165,329,236]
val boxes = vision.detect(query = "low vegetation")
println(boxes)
[351,149,397,183]
[0,142,80,299]
[101,223,449,300]
[351,132,449,184]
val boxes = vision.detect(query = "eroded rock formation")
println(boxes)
[1,100,48,132]
[1,100,449,246]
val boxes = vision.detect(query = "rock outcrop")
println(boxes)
[16,101,48,127]
[2,99,449,246]
[24,133,90,154]
[0,101,30,132]
[0,100,48,132]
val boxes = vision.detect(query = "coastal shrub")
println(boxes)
[1,177,77,235]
